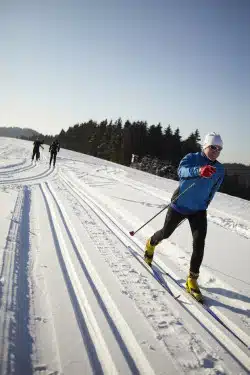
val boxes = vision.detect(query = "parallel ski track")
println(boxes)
[89,171,250,326]
[40,182,157,375]
[52,177,232,375]
[0,148,17,159]
[0,192,23,374]
[0,161,36,176]
[0,165,55,185]
[0,187,32,375]
[0,158,26,170]
[60,170,250,348]
[59,170,250,374]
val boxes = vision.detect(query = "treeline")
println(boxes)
[22,119,250,201]
[220,163,250,200]
[27,119,201,165]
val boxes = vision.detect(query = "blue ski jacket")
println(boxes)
[171,152,224,214]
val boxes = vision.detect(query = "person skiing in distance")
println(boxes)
[144,132,225,302]
[32,138,44,161]
[49,139,60,167]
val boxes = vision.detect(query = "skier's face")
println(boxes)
[204,145,222,161]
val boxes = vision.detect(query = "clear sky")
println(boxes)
[1,0,249,164]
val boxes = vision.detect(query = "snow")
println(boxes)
[0,136,249,375]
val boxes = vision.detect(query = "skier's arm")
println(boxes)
[178,154,200,179]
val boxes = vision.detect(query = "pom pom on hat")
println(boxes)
[203,132,223,150]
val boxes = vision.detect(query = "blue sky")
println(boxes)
[1,0,249,164]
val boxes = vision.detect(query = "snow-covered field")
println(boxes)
[0,137,249,375]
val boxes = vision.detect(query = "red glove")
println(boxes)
[200,165,216,178]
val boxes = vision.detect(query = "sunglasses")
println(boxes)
[209,145,223,152]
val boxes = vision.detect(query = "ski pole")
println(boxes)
[129,182,195,236]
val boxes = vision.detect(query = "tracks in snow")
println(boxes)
[1,163,248,374]
[0,165,56,185]
[0,187,32,375]
[59,171,250,345]
[40,182,160,375]
[0,160,35,176]
[56,171,250,374]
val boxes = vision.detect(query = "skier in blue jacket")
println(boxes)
[144,132,225,302]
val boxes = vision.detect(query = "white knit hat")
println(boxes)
[203,132,223,149]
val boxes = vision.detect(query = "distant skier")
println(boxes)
[49,139,60,167]
[32,138,44,161]
[144,132,225,302]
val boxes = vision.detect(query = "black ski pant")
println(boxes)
[49,151,57,166]
[150,206,207,274]
[32,150,40,161]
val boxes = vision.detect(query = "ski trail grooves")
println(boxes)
[42,182,157,375]
[0,187,32,375]
[0,193,22,374]
[0,165,55,185]
[29,188,62,375]
[41,183,117,375]
[0,147,10,158]
[41,182,157,375]
[58,174,243,374]
[0,160,35,176]
[59,171,250,374]
[64,170,250,324]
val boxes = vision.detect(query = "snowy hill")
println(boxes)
[0,126,39,139]
[0,137,249,375]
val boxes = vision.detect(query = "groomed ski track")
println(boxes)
[0,188,32,375]
[0,138,250,375]
[55,170,250,374]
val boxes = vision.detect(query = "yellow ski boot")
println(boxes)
[186,272,203,303]
[144,238,156,267]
